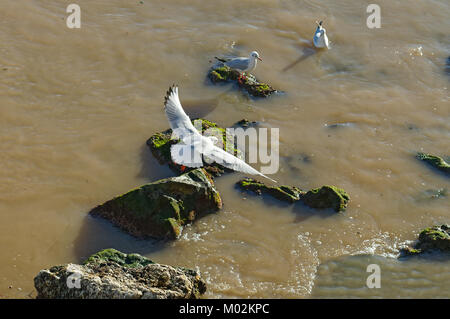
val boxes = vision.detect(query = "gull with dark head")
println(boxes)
[313,21,329,49]
[163,85,276,183]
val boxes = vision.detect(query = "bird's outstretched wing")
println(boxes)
[204,145,277,183]
[170,143,203,168]
[164,85,201,140]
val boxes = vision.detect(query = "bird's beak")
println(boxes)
[257,57,263,61]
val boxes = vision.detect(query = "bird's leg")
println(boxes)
[172,160,187,173]
[238,72,246,85]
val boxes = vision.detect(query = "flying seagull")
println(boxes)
[313,21,329,49]
[163,85,276,183]
[215,51,262,73]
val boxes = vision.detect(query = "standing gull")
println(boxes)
[215,51,262,80]
[313,21,329,49]
[163,85,276,183]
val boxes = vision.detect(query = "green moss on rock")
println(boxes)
[208,65,277,98]
[237,179,349,212]
[84,249,154,268]
[89,168,222,240]
[416,152,450,175]
[400,225,450,257]
[301,185,350,212]
[237,178,302,203]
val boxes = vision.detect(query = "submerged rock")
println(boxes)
[208,65,277,98]
[416,152,450,175]
[233,118,259,128]
[301,185,350,212]
[237,178,302,203]
[400,225,450,256]
[90,168,222,240]
[34,249,206,299]
[147,118,237,177]
[237,178,349,212]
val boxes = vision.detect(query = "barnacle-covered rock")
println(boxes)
[34,249,206,299]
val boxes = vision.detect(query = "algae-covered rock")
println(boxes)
[416,152,450,175]
[237,178,349,212]
[89,168,222,240]
[400,225,450,256]
[301,185,350,212]
[147,118,236,177]
[208,65,277,98]
[237,178,302,203]
[34,249,206,299]
[83,248,154,268]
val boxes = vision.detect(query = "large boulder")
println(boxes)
[34,249,206,299]
[237,178,349,212]
[401,225,450,256]
[89,168,222,240]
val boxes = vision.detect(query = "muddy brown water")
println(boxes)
[0,0,449,298]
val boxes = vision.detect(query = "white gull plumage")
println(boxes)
[163,85,276,183]
[215,51,262,73]
[313,21,329,49]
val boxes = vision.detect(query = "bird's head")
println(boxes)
[250,51,262,61]
[315,20,326,33]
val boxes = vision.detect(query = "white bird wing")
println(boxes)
[225,57,249,71]
[164,85,201,140]
[170,143,203,168]
[203,145,277,183]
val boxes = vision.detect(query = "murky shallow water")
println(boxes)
[0,0,449,298]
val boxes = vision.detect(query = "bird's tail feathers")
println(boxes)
[214,56,228,63]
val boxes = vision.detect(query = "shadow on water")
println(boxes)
[181,98,220,119]
[137,142,174,182]
[291,201,338,223]
[281,45,319,73]
[73,214,169,264]
[236,185,337,223]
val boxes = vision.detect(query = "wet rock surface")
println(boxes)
[147,118,237,177]
[236,178,349,212]
[34,249,207,299]
[416,152,450,175]
[89,168,222,240]
[400,225,450,256]
[208,65,277,98]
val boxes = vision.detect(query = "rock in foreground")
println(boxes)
[90,168,222,240]
[400,225,450,256]
[34,249,206,299]
[237,178,349,212]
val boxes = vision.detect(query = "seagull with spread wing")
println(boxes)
[163,85,276,183]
